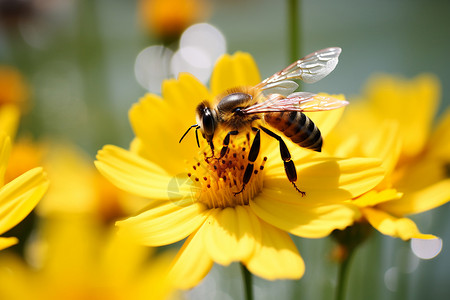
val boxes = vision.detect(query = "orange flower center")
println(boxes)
[187,138,265,209]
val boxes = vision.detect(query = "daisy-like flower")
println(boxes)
[96,52,386,289]
[327,74,450,241]
[0,217,176,300]
[0,134,49,251]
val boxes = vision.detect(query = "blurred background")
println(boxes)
[0,0,449,299]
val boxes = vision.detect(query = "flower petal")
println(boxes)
[0,135,11,186]
[169,226,214,290]
[244,221,304,280]
[116,199,209,246]
[363,121,401,179]
[428,107,450,158]
[0,237,18,251]
[250,195,358,238]
[210,52,261,97]
[362,207,436,240]
[203,206,261,265]
[265,157,385,202]
[129,80,205,175]
[378,179,450,216]
[95,145,196,200]
[0,167,49,234]
[366,74,440,158]
[352,189,402,207]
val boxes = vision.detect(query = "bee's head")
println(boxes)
[179,101,217,152]
[195,101,217,148]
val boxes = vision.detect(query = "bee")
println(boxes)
[180,47,348,196]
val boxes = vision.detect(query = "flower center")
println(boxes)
[187,138,266,209]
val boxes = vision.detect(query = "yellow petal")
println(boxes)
[0,236,18,251]
[362,120,401,178]
[250,195,358,238]
[367,74,440,158]
[378,179,450,216]
[0,167,49,234]
[265,157,385,202]
[0,135,11,186]
[129,86,202,175]
[362,207,435,240]
[244,221,304,280]
[353,189,402,207]
[169,226,214,290]
[116,199,209,246]
[95,145,196,200]
[203,206,261,265]
[210,52,261,97]
[428,107,450,158]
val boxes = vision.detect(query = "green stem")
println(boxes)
[288,0,300,64]
[240,263,253,300]
[335,246,355,300]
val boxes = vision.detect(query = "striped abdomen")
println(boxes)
[264,111,322,152]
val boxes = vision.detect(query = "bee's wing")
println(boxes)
[242,92,348,115]
[256,47,342,94]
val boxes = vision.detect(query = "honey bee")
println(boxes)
[180,47,348,196]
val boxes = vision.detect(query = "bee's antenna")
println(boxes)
[195,126,200,148]
[179,124,200,148]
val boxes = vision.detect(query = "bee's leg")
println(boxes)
[259,126,305,196]
[219,130,239,159]
[234,127,260,196]
[205,140,215,160]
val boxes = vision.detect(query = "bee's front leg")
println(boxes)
[218,130,239,159]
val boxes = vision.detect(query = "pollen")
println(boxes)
[186,140,266,209]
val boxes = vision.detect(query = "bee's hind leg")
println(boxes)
[259,125,306,197]
[234,127,260,196]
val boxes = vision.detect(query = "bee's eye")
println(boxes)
[233,107,245,116]
[202,108,215,136]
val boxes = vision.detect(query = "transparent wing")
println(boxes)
[256,47,342,92]
[242,92,349,115]
[259,80,299,97]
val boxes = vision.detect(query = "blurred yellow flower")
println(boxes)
[0,135,49,251]
[0,66,29,108]
[138,0,209,40]
[96,52,386,288]
[0,217,176,300]
[36,142,145,224]
[0,104,20,142]
[0,66,28,140]
[327,74,450,241]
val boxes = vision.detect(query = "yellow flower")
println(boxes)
[0,66,29,108]
[327,74,450,240]
[0,217,176,300]
[0,135,49,250]
[138,0,209,40]
[35,142,143,224]
[0,104,20,142]
[96,52,385,288]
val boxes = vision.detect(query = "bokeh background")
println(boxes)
[0,0,449,299]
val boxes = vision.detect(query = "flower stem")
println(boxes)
[288,0,301,64]
[332,223,372,300]
[240,263,253,300]
[335,246,355,300]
